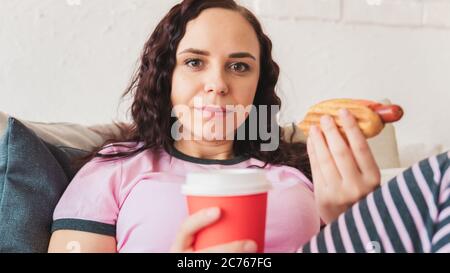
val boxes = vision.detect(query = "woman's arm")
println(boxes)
[48,230,117,253]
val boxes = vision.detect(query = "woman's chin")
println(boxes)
[191,130,235,142]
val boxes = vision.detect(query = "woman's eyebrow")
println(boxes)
[229,52,256,61]
[178,48,256,60]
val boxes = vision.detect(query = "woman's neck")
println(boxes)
[173,139,234,160]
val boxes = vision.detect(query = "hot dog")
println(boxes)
[298,99,404,139]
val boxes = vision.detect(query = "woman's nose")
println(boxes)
[203,70,229,95]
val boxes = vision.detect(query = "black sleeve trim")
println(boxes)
[51,218,116,237]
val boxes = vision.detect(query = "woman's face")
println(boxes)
[171,8,260,141]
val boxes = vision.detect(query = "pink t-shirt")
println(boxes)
[52,143,320,253]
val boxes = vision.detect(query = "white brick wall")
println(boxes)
[423,0,450,27]
[343,0,423,27]
[253,0,341,21]
[241,0,450,29]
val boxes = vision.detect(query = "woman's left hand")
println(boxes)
[307,108,381,225]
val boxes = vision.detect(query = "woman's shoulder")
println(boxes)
[83,141,165,177]
[97,141,146,155]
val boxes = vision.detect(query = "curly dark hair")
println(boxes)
[76,0,311,180]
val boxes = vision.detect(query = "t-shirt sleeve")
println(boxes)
[51,149,122,237]
[266,164,325,226]
[273,165,327,227]
[266,164,313,191]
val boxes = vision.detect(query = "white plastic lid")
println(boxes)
[182,169,272,197]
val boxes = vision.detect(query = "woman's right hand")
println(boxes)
[170,207,258,253]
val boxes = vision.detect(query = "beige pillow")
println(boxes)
[380,167,407,185]
[399,143,445,168]
[0,112,7,137]
[0,111,126,152]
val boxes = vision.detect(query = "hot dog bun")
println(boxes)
[298,98,403,139]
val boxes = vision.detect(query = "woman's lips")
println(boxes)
[194,106,235,118]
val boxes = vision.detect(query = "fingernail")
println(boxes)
[309,125,317,136]
[206,207,220,218]
[243,241,257,253]
[320,115,333,127]
[339,108,349,118]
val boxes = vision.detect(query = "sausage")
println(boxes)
[354,100,404,123]
[369,104,404,123]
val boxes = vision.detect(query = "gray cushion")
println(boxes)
[0,117,88,252]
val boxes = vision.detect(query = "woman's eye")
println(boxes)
[230,63,250,73]
[185,59,203,69]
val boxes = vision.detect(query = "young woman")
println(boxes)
[48,0,450,253]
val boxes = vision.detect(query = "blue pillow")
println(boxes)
[0,117,88,252]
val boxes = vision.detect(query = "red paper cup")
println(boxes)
[182,169,272,253]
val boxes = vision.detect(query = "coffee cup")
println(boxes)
[182,169,272,252]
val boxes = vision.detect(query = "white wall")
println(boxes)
[1,0,449,151]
